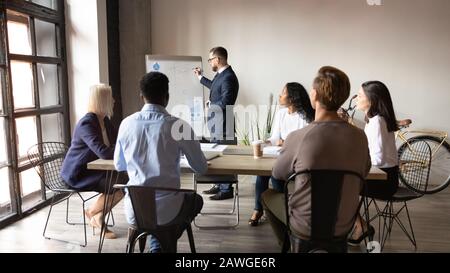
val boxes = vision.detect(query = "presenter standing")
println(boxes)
[193,46,239,200]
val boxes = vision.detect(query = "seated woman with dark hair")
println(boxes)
[348,80,399,245]
[249,82,315,226]
[61,84,125,239]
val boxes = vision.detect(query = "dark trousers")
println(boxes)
[365,166,399,200]
[261,189,287,248]
[255,176,284,211]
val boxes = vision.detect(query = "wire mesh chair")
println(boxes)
[370,140,432,250]
[27,142,100,247]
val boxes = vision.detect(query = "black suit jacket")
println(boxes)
[200,66,239,143]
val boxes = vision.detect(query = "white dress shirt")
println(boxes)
[114,104,208,224]
[267,108,309,145]
[364,115,398,168]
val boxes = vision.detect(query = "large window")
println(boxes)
[0,0,70,224]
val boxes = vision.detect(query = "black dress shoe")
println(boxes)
[347,225,375,246]
[209,191,234,200]
[202,185,220,195]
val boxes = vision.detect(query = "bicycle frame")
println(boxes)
[396,129,448,158]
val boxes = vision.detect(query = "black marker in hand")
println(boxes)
[193,67,202,77]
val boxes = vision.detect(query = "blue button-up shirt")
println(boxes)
[114,104,207,224]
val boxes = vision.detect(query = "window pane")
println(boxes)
[16,116,38,165]
[37,64,59,106]
[0,118,7,164]
[35,19,57,57]
[7,11,32,55]
[0,167,12,218]
[20,168,42,197]
[29,0,57,10]
[11,61,35,109]
[20,168,44,212]
[42,113,63,143]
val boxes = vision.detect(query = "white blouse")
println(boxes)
[364,115,398,168]
[268,108,309,145]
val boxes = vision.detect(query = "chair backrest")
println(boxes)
[398,140,432,194]
[27,142,68,191]
[120,185,195,230]
[285,169,365,252]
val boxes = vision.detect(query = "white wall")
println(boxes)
[150,0,450,134]
[65,0,109,130]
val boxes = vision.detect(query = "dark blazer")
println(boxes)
[200,66,239,142]
[61,113,117,190]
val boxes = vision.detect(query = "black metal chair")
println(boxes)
[370,140,432,250]
[193,174,239,229]
[282,169,366,253]
[114,184,197,253]
[194,138,240,229]
[27,142,100,247]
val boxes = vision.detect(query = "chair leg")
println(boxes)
[156,230,178,253]
[138,234,147,253]
[281,232,290,253]
[43,194,87,247]
[194,185,240,229]
[393,202,417,248]
[66,197,71,225]
[378,200,417,251]
[126,227,140,253]
[81,201,88,247]
[43,195,56,239]
[403,202,417,248]
[379,201,394,251]
[186,223,196,253]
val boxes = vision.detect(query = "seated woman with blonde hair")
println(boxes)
[61,84,125,239]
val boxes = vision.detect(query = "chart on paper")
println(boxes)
[146,55,206,137]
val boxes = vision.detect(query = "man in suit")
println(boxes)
[194,46,239,200]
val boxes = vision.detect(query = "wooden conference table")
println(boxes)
[88,145,387,179]
[87,145,386,252]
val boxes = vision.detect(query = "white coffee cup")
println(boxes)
[252,140,264,159]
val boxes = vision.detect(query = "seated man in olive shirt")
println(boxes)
[261,66,371,251]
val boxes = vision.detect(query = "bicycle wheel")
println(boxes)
[398,136,450,194]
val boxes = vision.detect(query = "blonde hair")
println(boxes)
[313,66,350,111]
[87,84,114,117]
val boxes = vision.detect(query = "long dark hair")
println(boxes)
[286,82,315,123]
[362,81,398,132]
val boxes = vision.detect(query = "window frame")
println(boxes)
[0,0,70,226]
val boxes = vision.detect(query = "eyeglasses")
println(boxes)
[207,56,218,63]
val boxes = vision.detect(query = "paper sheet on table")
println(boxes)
[263,146,282,157]
[200,144,228,152]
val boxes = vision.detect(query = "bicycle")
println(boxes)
[340,98,450,194]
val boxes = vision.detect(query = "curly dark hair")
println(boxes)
[285,82,315,123]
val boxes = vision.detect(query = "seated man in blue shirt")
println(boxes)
[114,71,208,253]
